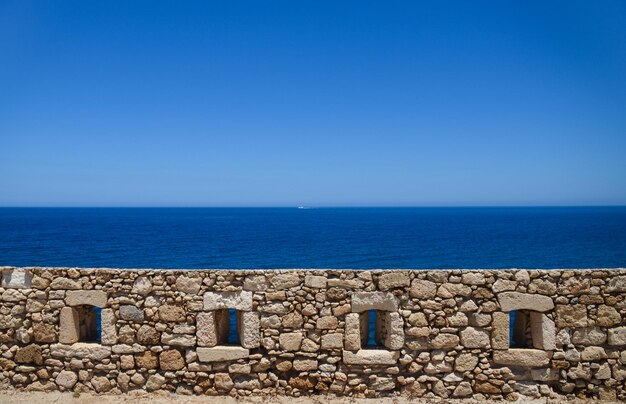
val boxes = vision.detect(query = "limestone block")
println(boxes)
[59,307,80,344]
[351,292,399,312]
[55,370,78,390]
[321,332,344,349]
[159,349,185,370]
[378,272,410,291]
[493,349,552,368]
[145,374,166,391]
[343,349,399,365]
[158,305,186,322]
[596,305,621,327]
[197,346,249,362]
[430,333,460,349]
[15,344,43,365]
[410,279,437,299]
[572,327,607,345]
[50,277,81,290]
[203,291,253,311]
[455,353,479,372]
[460,326,491,349]
[580,346,607,361]
[344,313,361,351]
[304,275,327,288]
[100,308,117,345]
[270,273,301,290]
[243,275,268,291]
[137,325,160,345]
[529,312,556,350]
[279,332,303,351]
[65,290,108,308]
[452,381,473,397]
[608,326,626,346]
[175,276,202,294]
[119,305,145,322]
[492,279,516,293]
[196,312,217,347]
[556,305,588,327]
[50,343,112,360]
[33,322,56,343]
[383,312,404,350]
[160,333,195,347]
[491,312,510,349]
[328,278,364,289]
[497,292,554,312]
[131,277,152,295]
[2,268,32,289]
[293,358,318,371]
[316,315,338,330]
[1,289,26,302]
[437,283,471,298]
[461,272,486,285]
[239,311,260,348]
[282,312,303,328]
[135,351,158,369]
[607,275,626,292]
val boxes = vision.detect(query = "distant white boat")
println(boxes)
[297,206,310,209]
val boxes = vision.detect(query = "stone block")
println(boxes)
[343,349,399,365]
[2,268,32,289]
[196,312,217,347]
[316,315,338,330]
[382,312,404,350]
[100,308,117,345]
[491,312,509,349]
[410,279,437,299]
[50,277,81,290]
[321,333,344,349]
[131,277,152,295]
[270,273,301,290]
[293,358,318,371]
[243,275,268,291]
[556,305,588,328]
[59,307,80,344]
[572,327,607,345]
[304,275,327,288]
[378,272,410,290]
[160,333,195,347]
[203,291,253,311]
[158,305,186,322]
[119,305,144,322]
[65,290,108,308]
[529,312,555,350]
[344,313,361,351]
[608,326,626,346]
[493,349,552,368]
[197,346,249,362]
[351,292,399,312]
[50,343,112,360]
[239,311,260,348]
[159,349,185,370]
[497,292,554,312]
[279,332,303,351]
[175,276,202,294]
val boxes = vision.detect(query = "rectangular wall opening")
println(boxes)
[227,308,240,345]
[78,305,101,343]
[365,310,382,348]
[509,310,532,348]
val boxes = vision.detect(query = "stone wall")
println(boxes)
[1,266,626,400]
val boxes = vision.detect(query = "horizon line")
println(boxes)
[1,204,626,209]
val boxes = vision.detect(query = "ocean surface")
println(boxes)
[0,207,625,269]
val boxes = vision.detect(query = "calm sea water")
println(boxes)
[0,207,625,269]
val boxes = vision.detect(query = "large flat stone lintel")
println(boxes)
[65,290,108,308]
[351,292,399,313]
[203,291,253,311]
[197,346,250,362]
[343,349,399,366]
[493,349,552,368]
[50,343,112,361]
[497,292,554,312]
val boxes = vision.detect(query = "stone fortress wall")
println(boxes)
[1,266,626,400]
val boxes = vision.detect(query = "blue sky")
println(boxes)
[1,1,625,206]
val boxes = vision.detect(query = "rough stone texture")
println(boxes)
[351,292,398,312]
[203,291,253,311]
[65,290,108,308]
[497,292,554,312]
[1,266,626,400]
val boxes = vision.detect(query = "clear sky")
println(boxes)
[1,1,625,207]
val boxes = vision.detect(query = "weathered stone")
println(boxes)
[410,280,437,299]
[596,305,621,327]
[304,275,327,288]
[145,374,166,391]
[491,312,509,349]
[100,308,117,345]
[447,312,468,327]
[530,312,556,350]
[55,371,78,390]
[2,268,32,289]
[452,381,473,397]
[344,313,361,351]
[65,290,108,308]
[239,311,260,348]
[572,327,607,345]
[607,275,626,292]
[378,272,410,290]
[134,351,158,369]
[556,305,588,327]
[382,311,404,350]
[282,312,304,328]
[408,312,428,327]
[492,279,516,293]
[462,272,485,285]
[91,376,112,393]
[203,291,253,311]
[175,276,202,294]
[197,346,249,362]
[351,292,398,312]
[159,349,185,370]
[580,346,606,361]
[161,332,195,347]
[321,332,343,349]
[131,277,152,295]
[493,349,552,368]
[316,315,338,330]
[430,333,459,349]
[196,312,216,347]
[455,353,479,372]
[1,289,25,302]
[498,292,554,312]
[293,358,318,371]
[608,326,626,346]
[460,327,490,349]
[119,305,145,322]
[33,322,57,343]
[50,277,81,290]
[59,307,79,344]
[214,373,234,391]
[243,275,268,291]
[437,283,471,298]
[136,325,160,345]
[158,305,186,322]
[343,349,399,365]
[270,273,301,290]
[15,345,42,365]
[279,332,303,351]
[50,343,112,360]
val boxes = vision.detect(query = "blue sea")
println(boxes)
[0,207,625,269]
